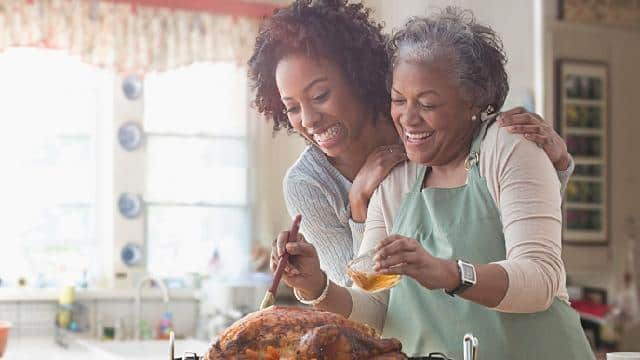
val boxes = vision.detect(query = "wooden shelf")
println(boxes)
[573,157,604,165]
[563,98,605,106]
[565,127,603,136]
[565,202,603,210]
[563,230,606,242]
[571,175,603,182]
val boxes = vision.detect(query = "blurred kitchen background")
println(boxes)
[0,0,638,358]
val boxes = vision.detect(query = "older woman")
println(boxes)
[271,7,594,359]
[250,0,573,290]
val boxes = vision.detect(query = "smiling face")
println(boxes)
[275,53,370,158]
[390,59,478,166]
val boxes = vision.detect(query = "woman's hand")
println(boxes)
[498,107,571,171]
[349,144,407,222]
[270,231,325,298]
[372,235,458,291]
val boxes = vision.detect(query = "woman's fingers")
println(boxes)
[498,112,559,149]
[285,241,315,257]
[498,106,527,119]
[377,145,408,162]
[377,262,407,275]
[377,146,408,168]
[375,236,417,258]
[390,150,409,162]
[272,232,305,271]
[505,124,541,133]
[275,231,289,256]
[499,111,542,125]
[285,266,301,276]
[375,234,404,249]
[377,144,405,154]
[374,251,419,271]
[499,109,545,127]
[524,133,550,147]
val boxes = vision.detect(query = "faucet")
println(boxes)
[134,275,170,340]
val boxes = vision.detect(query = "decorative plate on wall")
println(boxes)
[118,121,143,151]
[120,243,144,266]
[122,74,143,100]
[118,193,143,219]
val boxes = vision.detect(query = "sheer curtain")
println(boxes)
[0,0,261,73]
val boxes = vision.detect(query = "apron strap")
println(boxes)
[412,166,428,193]
[466,113,499,170]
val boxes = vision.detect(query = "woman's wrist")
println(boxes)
[295,271,330,305]
[553,152,571,171]
[348,192,369,223]
[441,259,461,291]
[298,271,326,299]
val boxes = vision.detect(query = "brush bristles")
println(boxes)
[259,291,275,310]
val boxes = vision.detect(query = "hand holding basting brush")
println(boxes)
[259,214,302,310]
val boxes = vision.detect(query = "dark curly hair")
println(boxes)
[248,0,390,133]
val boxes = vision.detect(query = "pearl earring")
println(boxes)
[471,115,477,121]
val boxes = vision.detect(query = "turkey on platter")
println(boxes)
[204,306,407,360]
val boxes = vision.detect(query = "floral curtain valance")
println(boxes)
[0,0,262,73]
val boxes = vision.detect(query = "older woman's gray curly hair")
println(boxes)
[387,7,509,113]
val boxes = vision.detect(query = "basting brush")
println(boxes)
[259,214,302,310]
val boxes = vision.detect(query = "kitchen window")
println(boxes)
[143,62,252,277]
[0,49,252,288]
[0,48,113,288]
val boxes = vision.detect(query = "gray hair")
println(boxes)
[387,7,509,112]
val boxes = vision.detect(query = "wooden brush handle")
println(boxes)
[270,214,302,294]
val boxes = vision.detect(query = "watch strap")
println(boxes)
[445,280,472,297]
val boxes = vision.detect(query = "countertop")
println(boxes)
[0,288,198,302]
[1,336,211,360]
[1,337,90,359]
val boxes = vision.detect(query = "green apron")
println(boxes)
[382,119,594,359]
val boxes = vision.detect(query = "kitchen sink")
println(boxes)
[75,338,210,360]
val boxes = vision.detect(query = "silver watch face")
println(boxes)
[460,261,477,284]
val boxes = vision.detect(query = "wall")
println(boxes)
[544,21,640,295]
[111,75,146,288]
[363,0,540,112]
[247,0,306,251]
[251,110,306,247]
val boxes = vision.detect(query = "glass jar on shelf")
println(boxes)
[566,209,602,231]
[589,77,603,100]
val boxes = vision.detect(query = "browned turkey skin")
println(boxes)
[205,306,407,360]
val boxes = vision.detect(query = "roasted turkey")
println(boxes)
[204,306,407,360]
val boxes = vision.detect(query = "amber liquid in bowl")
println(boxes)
[347,268,401,293]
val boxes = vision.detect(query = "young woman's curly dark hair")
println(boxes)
[248,0,389,133]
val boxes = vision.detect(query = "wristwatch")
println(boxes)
[445,260,477,297]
